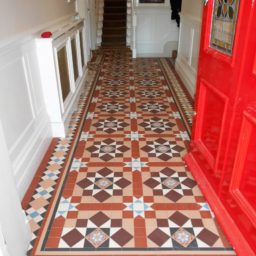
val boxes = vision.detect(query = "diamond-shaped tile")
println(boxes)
[169,212,189,226]
[86,228,109,248]
[148,228,169,246]
[62,229,84,247]
[90,212,110,227]
[197,228,219,246]
[172,228,195,248]
[111,228,133,246]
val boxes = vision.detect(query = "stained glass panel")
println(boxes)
[210,0,240,55]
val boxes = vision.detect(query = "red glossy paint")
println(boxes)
[185,0,256,255]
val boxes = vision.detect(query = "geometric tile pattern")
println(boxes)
[139,117,175,133]
[93,117,129,133]
[77,167,131,202]
[23,48,235,255]
[144,167,197,202]
[86,138,129,161]
[59,212,133,249]
[141,138,185,161]
[148,211,220,248]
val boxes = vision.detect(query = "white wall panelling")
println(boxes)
[36,19,88,138]
[0,121,31,256]
[175,13,202,97]
[0,38,52,199]
[135,6,179,57]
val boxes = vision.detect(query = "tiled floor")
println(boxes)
[23,48,235,255]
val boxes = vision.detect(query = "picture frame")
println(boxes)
[139,0,165,3]
[136,0,169,7]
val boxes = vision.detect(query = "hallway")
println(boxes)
[23,48,234,255]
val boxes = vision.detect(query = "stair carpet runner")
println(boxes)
[102,0,127,46]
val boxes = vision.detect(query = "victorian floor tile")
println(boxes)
[23,48,235,255]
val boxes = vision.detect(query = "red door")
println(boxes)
[185,0,256,255]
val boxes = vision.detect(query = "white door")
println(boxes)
[0,121,31,256]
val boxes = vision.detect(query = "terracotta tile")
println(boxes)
[23,49,233,255]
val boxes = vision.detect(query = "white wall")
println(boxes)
[135,3,179,57]
[175,0,203,97]
[0,0,76,199]
[0,0,75,42]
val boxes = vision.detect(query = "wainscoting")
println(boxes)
[136,7,179,57]
[0,15,89,199]
[0,38,52,199]
[175,14,202,97]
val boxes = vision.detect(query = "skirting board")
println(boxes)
[185,153,255,256]
[175,58,196,98]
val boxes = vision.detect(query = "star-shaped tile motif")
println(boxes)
[137,79,158,87]
[148,211,219,248]
[138,102,168,113]
[125,132,143,141]
[124,197,153,218]
[103,90,126,98]
[104,79,125,87]
[139,117,175,133]
[93,117,129,133]
[141,138,185,161]
[98,102,127,113]
[55,197,78,218]
[76,167,131,202]
[138,90,163,98]
[144,167,197,202]
[124,158,148,172]
[87,139,129,161]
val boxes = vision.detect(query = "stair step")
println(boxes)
[102,32,126,40]
[102,0,127,46]
[102,39,126,44]
[103,20,126,27]
[104,6,127,13]
[102,34,126,39]
[103,27,126,34]
[102,41,126,46]
[104,13,127,20]
[104,0,127,4]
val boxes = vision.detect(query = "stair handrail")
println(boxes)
[131,0,137,58]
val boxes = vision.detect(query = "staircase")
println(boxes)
[102,0,127,46]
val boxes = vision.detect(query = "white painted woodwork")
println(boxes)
[135,4,179,57]
[89,0,97,50]
[0,121,31,256]
[78,0,93,60]
[127,0,132,46]
[96,0,104,46]
[175,0,203,97]
[0,35,52,198]
[131,0,137,58]
[36,19,88,137]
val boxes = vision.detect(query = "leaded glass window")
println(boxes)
[210,0,240,55]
